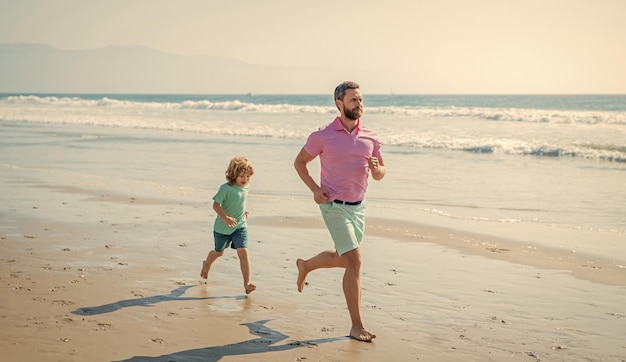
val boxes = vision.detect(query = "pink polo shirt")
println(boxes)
[303,116,383,203]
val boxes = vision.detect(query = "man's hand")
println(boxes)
[367,156,380,171]
[313,187,330,205]
[367,156,386,180]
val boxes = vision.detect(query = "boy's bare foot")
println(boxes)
[296,258,308,292]
[245,283,256,294]
[200,260,210,279]
[349,327,376,342]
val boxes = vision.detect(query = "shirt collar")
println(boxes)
[332,116,361,132]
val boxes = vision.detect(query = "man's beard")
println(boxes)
[344,106,363,120]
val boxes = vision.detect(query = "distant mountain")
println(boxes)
[0,43,358,94]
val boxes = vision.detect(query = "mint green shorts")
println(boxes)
[319,201,366,256]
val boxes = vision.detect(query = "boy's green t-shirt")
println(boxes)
[212,183,248,235]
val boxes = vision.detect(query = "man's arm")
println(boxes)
[367,156,387,181]
[294,148,329,204]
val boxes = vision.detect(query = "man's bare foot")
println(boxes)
[245,283,256,295]
[349,327,376,342]
[200,260,210,279]
[296,258,308,292]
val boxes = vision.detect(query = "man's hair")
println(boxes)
[225,156,254,185]
[334,81,360,107]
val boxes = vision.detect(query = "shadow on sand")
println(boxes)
[71,285,349,360]
[112,319,349,361]
[71,285,246,316]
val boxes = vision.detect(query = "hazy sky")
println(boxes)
[1,0,625,94]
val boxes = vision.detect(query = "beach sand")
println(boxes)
[1,115,625,362]
[1,175,625,362]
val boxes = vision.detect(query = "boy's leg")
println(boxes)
[202,231,230,279]
[236,247,256,294]
[201,250,223,279]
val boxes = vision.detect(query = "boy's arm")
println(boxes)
[213,201,237,227]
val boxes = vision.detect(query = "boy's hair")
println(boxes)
[225,156,254,185]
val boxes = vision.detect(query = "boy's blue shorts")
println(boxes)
[213,227,248,252]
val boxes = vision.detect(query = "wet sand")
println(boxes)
[1,182,625,361]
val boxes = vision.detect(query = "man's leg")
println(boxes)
[296,249,343,292]
[341,248,376,342]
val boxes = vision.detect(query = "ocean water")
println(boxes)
[1,93,625,263]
